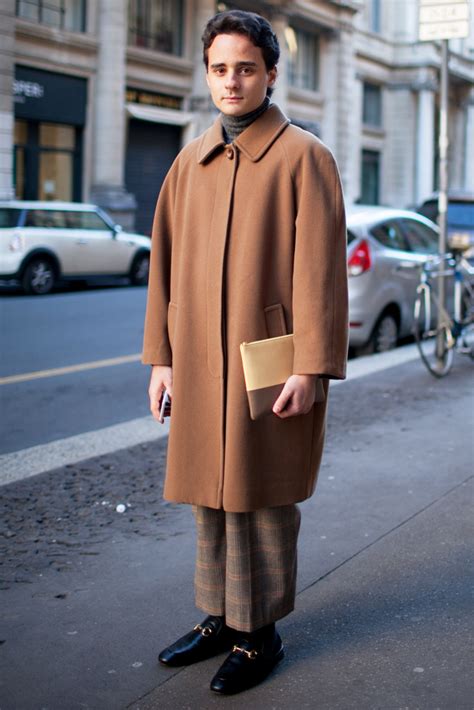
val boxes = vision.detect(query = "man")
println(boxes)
[142,10,348,696]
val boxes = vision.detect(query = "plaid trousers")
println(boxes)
[191,503,301,632]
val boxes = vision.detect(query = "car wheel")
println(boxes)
[22,257,56,295]
[371,313,398,353]
[130,252,150,286]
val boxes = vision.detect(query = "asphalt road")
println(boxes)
[0,353,473,710]
[1,285,150,454]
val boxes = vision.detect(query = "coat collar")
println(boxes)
[197,103,290,164]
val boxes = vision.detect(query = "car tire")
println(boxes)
[130,252,150,286]
[371,312,399,353]
[22,256,56,295]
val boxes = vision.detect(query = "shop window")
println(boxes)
[16,0,86,32]
[14,119,80,201]
[361,149,380,205]
[128,0,184,55]
[363,82,382,127]
[287,27,320,92]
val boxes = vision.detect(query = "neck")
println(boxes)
[221,96,271,143]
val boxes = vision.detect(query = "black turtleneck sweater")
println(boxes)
[221,96,270,143]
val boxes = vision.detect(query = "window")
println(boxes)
[16,0,86,32]
[447,202,474,229]
[363,82,382,127]
[25,210,67,228]
[287,27,319,92]
[370,0,381,33]
[0,209,23,229]
[68,211,110,230]
[128,0,184,55]
[370,221,409,251]
[361,149,380,205]
[400,219,439,254]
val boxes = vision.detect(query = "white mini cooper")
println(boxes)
[0,200,151,295]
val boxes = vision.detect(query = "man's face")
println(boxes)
[205,32,277,116]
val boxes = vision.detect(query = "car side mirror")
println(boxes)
[112,224,123,238]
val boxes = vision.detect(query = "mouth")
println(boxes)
[223,97,243,101]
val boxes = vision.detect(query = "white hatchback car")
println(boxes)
[0,200,151,295]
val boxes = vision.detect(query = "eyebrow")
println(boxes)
[209,61,258,69]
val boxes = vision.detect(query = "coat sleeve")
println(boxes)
[141,161,178,366]
[291,144,349,379]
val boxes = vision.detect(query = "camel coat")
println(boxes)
[142,103,348,512]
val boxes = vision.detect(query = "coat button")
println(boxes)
[226,148,234,159]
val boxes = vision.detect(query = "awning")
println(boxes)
[126,103,193,127]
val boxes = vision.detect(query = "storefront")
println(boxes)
[124,88,192,235]
[13,66,87,201]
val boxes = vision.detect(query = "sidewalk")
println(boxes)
[129,354,474,710]
[1,349,473,710]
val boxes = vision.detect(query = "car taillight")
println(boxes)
[348,239,372,276]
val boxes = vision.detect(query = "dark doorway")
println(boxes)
[125,119,182,235]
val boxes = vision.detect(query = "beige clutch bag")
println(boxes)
[239,333,325,420]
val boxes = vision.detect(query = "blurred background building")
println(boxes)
[1,0,473,233]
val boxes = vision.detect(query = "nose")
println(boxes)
[225,71,240,90]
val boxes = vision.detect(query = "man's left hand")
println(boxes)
[272,374,318,418]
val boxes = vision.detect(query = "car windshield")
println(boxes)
[447,203,474,229]
[0,208,22,228]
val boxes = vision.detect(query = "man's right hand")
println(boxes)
[149,365,173,423]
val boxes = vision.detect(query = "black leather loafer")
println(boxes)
[158,615,236,667]
[209,628,284,694]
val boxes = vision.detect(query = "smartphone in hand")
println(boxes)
[158,388,172,422]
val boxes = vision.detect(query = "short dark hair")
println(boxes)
[202,10,280,72]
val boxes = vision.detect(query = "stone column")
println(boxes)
[0,0,15,201]
[89,0,136,228]
[415,87,435,202]
[323,22,356,203]
[268,11,289,116]
[187,0,219,142]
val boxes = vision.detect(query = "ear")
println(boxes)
[205,70,210,89]
[268,66,277,87]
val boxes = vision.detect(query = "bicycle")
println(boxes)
[413,249,474,377]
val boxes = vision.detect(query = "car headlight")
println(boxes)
[9,233,24,252]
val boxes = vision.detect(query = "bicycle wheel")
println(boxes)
[414,288,454,377]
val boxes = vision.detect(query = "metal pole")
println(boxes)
[437,38,449,364]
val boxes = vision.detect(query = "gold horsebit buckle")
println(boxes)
[232,644,259,660]
[193,625,259,659]
[193,623,213,637]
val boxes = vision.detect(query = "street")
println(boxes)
[0,286,150,453]
[0,287,473,709]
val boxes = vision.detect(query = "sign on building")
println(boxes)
[419,0,470,41]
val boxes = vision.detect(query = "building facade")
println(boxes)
[0,0,473,233]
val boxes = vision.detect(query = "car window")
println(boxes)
[400,219,438,254]
[24,210,67,228]
[370,220,409,251]
[447,202,474,229]
[0,208,22,228]
[67,211,110,230]
[418,200,438,223]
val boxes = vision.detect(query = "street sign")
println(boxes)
[419,0,470,41]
